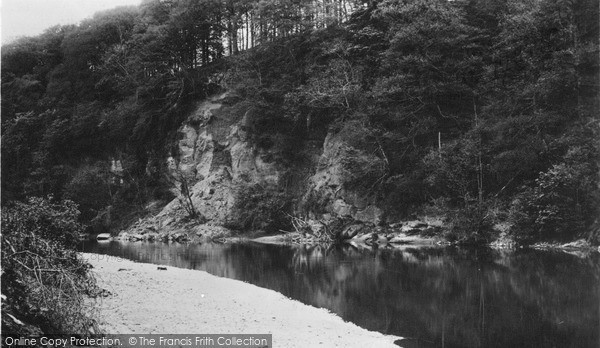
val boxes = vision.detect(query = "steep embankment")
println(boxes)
[85,253,401,347]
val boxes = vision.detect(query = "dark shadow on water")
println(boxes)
[80,241,600,348]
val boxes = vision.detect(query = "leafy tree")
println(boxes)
[64,163,116,222]
[373,0,484,121]
[510,145,599,242]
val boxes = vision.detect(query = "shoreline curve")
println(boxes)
[82,253,402,347]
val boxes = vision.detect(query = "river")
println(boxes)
[80,240,599,348]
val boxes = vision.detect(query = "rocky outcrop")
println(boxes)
[120,92,284,238]
[163,92,283,225]
[116,214,234,243]
[121,92,391,238]
[300,131,385,225]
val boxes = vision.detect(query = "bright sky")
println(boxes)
[1,0,142,44]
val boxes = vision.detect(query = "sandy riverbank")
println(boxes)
[83,253,401,347]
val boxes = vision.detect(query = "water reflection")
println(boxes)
[81,241,600,348]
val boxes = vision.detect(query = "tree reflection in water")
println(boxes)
[82,241,599,348]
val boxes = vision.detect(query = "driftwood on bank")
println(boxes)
[288,215,361,244]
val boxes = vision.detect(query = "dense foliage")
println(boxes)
[1,197,99,334]
[225,0,599,242]
[2,0,598,243]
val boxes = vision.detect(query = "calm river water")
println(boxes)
[80,240,599,348]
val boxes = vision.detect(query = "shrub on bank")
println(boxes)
[509,147,599,244]
[225,183,292,234]
[1,197,99,334]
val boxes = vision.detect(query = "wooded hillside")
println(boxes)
[2,0,599,243]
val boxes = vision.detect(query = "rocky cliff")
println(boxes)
[301,130,385,225]
[162,91,281,224]
[123,92,389,239]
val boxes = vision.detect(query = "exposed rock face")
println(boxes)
[127,92,385,236]
[159,92,283,227]
[300,132,383,224]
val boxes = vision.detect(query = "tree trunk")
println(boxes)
[231,19,239,55]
